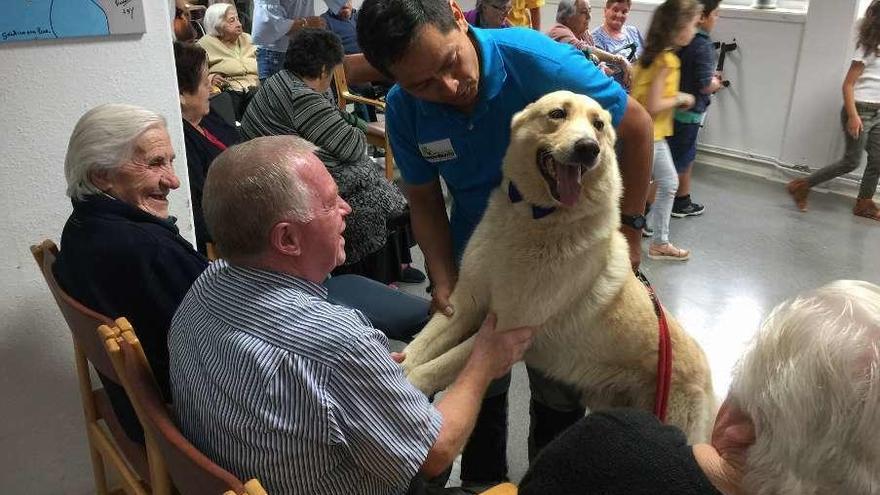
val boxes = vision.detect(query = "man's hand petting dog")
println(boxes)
[467,313,536,381]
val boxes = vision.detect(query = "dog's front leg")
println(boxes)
[403,284,486,372]
[407,336,477,395]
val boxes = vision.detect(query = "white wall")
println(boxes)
[0,2,192,493]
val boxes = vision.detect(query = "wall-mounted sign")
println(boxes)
[2,0,146,44]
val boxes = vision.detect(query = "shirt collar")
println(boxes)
[73,193,181,235]
[223,261,330,299]
[415,26,507,118]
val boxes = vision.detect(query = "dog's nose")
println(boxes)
[571,138,600,164]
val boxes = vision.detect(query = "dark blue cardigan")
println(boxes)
[54,194,208,442]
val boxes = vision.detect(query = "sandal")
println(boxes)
[648,243,690,261]
[786,179,809,212]
[853,198,880,221]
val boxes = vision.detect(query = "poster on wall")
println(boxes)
[2,0,146,44]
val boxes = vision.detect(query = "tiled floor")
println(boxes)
[394,164,880,485]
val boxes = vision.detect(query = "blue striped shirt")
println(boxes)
[169,261,442,495]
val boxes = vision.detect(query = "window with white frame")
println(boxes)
[720,0,809,11]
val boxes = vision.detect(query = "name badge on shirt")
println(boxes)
[418,138,458,163]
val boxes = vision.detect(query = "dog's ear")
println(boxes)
[511,101,535,131]
[600,108,612,126]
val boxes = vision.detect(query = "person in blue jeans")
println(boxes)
[666,0,725,218]
[357,0,654,489]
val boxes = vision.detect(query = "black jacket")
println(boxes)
[183,111,241,255]
[54,194,208,442]
[520,409,723,495]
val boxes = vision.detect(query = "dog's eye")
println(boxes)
[548,108,566,120]
[593,119,605,131]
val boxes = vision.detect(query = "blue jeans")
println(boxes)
[256,47,285,81]
[324,275,429,342]
[647,139,679,245]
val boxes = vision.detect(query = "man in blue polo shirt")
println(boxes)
[357,0,653,489]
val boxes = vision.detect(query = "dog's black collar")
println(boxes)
[508,182,556,219]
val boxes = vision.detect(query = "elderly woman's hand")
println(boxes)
[608,55,632,87]
[620,60,633,88]
[210,73,229,91]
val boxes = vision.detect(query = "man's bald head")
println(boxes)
[203,136,321,260]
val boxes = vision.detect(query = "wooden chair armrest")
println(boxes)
[479,483,518,495]
[342,91,386,111]
[244,479,269,495]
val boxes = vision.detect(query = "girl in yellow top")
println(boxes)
[631,0,701,261]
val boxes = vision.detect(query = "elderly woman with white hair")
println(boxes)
[54,104,209,445]
[519,279,880,494]
[547,0,632,85]
[197,2,259,94]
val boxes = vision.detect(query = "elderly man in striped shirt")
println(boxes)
[168,135,535,495]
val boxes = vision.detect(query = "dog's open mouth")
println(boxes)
[538,148,593,207]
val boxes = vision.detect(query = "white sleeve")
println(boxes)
[252,0,296,43]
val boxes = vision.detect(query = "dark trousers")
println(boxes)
[324,274,429,343]
[459,369,586,483]
[807,104,880,199]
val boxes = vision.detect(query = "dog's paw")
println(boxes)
[407,365,440,396]
[401,359,418,377]
[401,342,429,369]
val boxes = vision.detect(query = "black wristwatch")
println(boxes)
[620,213,647,230]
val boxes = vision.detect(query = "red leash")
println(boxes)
[637,270,672,423]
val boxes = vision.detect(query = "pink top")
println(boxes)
[464,8,512,28]
[546,23,594,52]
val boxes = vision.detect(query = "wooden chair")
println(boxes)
[30,240,149,495]
[333,55,395,180]
[205,242,220,261]
[101,318,267,495]
[480,483,518,494]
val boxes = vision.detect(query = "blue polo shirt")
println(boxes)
[386,26,628,259]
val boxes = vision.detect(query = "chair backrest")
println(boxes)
[108,321,251,495]
[342,54,386,86]
[31,240,118,379]
[332,64,350,111]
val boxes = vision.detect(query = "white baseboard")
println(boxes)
[695,144,873,200]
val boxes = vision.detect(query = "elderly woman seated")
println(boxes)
[592,0,644,87]
[241,29,424,285]
[547,0,632,85]
[464,0,513,29]
[54,104,209,443]
[175,41,241,255]
[519,279,880,494]
[197,2,259,119]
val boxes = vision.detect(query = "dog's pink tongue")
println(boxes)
[555,163,582,207]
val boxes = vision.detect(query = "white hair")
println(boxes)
[556,0,577,22]
[203,2,236,37]
[729,280,880,495]
[64,104,167,200]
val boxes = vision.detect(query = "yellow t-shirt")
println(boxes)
[631,50,681,140]
[507,0,545,27]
